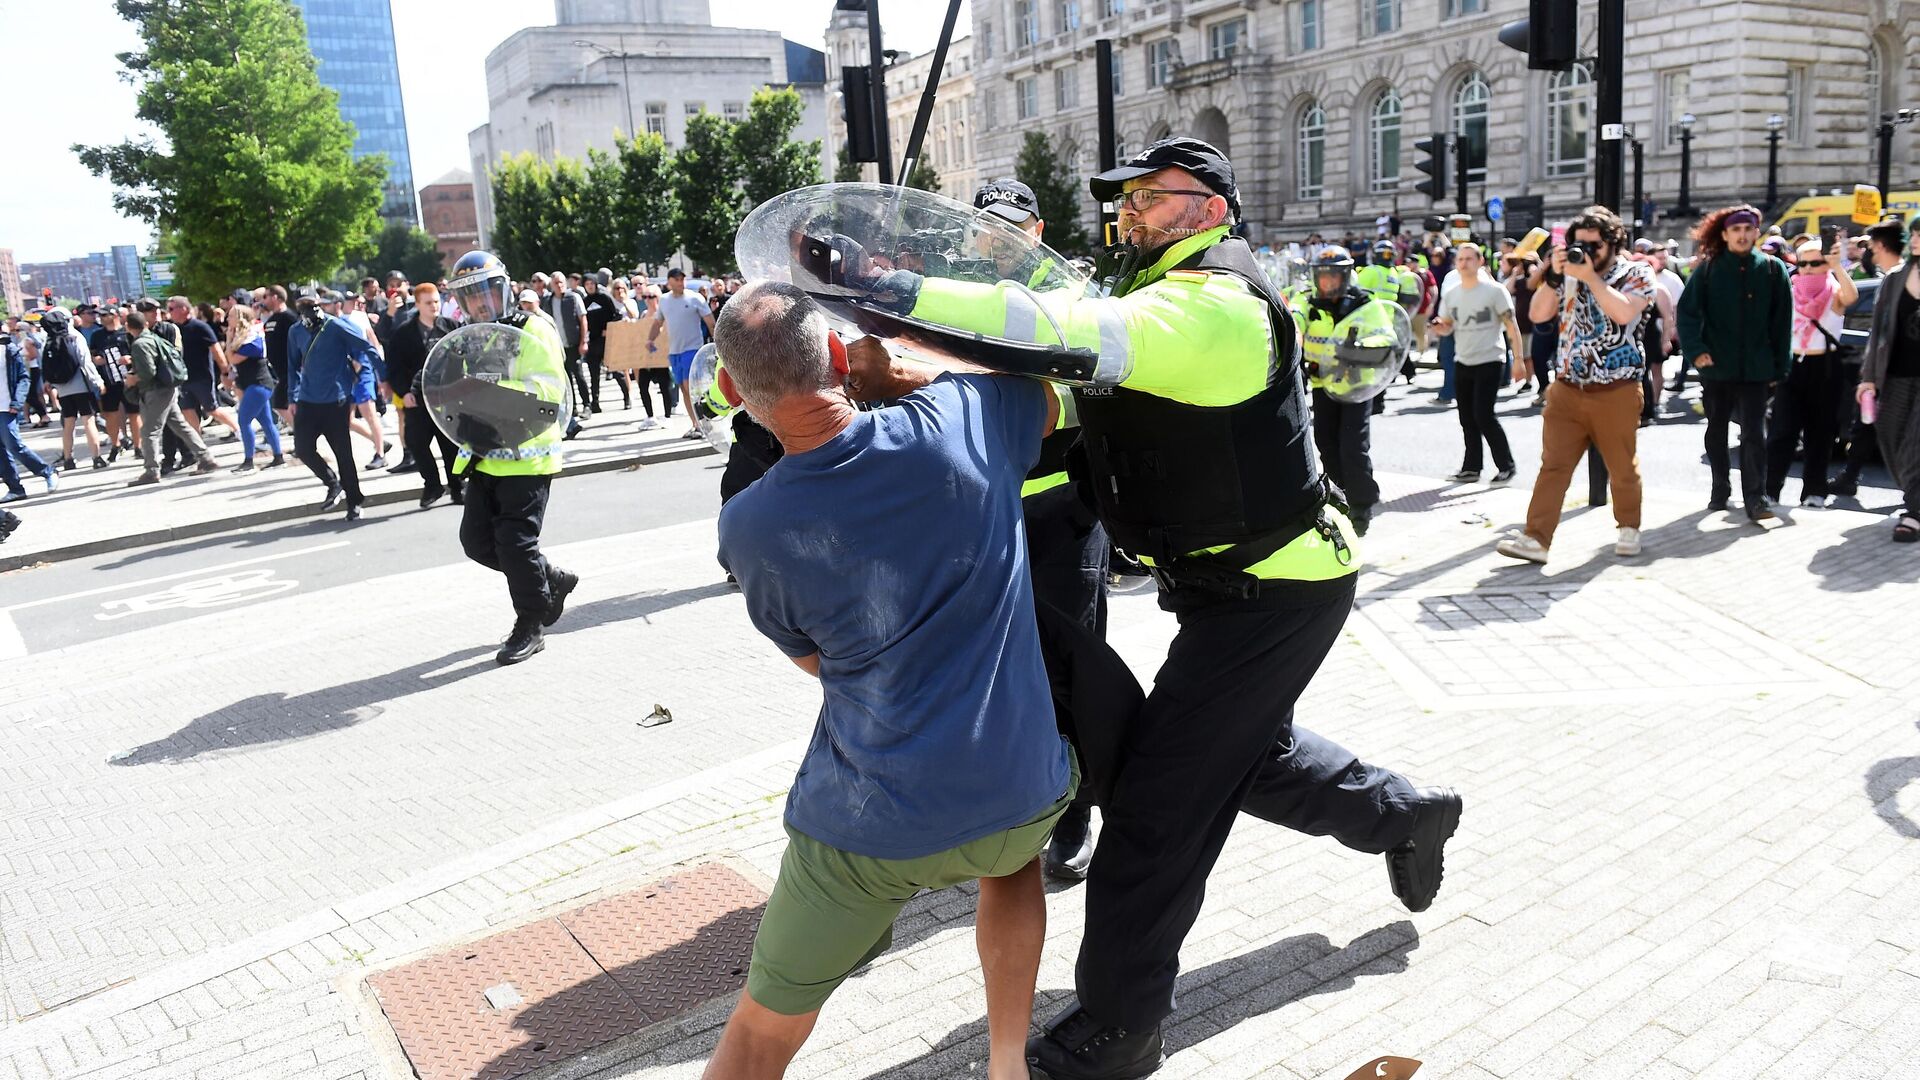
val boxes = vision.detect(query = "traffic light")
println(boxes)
[1413,134,1448,203]
[842,66,879,163]
[1497,0,1578,71]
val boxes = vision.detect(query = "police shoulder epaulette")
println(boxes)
[1164,270,1211,283]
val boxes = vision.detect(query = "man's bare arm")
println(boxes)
[791,653,821,677]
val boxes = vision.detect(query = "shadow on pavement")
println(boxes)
[1867,748,1920,840]
[107,582,734,765]
[859,920,1421,1079]
[1807,518,1920,593]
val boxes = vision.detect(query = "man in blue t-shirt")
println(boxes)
[708,281,1075,1080]
[645,267,717,440]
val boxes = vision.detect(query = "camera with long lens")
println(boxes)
[1565,241,1592,266]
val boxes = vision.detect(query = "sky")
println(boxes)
[0,0,969,265]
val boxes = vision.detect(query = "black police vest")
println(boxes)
[1072,236,1325,567]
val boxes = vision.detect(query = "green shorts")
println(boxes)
[746,751,1079,1016]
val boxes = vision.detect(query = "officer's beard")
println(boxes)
[1122,204,1214,255]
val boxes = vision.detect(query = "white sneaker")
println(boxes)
[1800,495,1827,509]
[1496,534,1549,564]
[1614,527,1642,557]
[638,418,660,431]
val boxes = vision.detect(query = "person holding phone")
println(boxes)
[1854,218,1920,542]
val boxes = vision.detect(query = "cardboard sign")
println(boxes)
[1852,185,1883,226]
[603,319,667,370]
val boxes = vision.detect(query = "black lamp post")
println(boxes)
[1878,108,1917,201]
[1764,113,1784,212]
[1672,112,1699,218]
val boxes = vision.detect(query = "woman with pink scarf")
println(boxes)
[1766,239,1858,508]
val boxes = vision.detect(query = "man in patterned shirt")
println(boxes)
[1499,205,1656,564]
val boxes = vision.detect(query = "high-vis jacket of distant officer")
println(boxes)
[905,225,1357,584]
[1297,287,1402,401]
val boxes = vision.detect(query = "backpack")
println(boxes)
[40,329,82,385]
[150,333,186,388]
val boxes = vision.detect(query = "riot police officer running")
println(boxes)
[835,138,1463,1080]
[440,251,580,665]
[1300,249,1400,535]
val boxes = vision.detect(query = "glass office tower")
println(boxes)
[293,0,418,225]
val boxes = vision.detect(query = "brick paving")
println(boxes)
[2,470,1918,1079]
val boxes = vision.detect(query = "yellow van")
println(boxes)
[1771,191,1920,238]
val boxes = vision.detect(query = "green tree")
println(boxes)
[834,144,864,183]
[488,153,553,273]
[345,223,446,286]
[75,0,384,298]
[611,132,679,271]
[905,158,942,195]
[673,111,744,274]
[735,87,823,212]
[1014,131,1090,254]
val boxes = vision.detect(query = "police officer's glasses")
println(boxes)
[1115,188,1213,212]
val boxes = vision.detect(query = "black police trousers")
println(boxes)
[1312,389,1379,522]
[459,471,553,618]
[719,413,785,505]
[1025,481,1112,830]
[1076,574,1418,1032]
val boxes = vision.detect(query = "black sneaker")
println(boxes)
[1491,466,1516,485]
[389,452,415,472]
[61,457,76,472]
[92,456,108,470]
[232,461,256,474]
[1828,474,1858,498]
[496,616,545,665]
[1448,469,1480,483]
[1386,786,1463,913]
[1708,492,1730,512]
[320,484,344,512]
[1026,1003,1163,1080]
[264,455,286,469]
[344,504,363,522]
[419,487,447,509]
[119,436,134,451]
[543,567,579,627]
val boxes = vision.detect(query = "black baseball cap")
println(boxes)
[1088,136,1239,220]
[974,178,1039,224]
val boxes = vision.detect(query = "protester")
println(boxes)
[545,269,591,414]
[1499,205,1655,563]
[1764,238,1858,508]
[90,307,135,464]
[383,282,463,508]
[1678,205,1794,523]
[166,295,241,450]
[647,268,717,439]
[123,310,219,485]
[2,330,58,500]
[1432,243,1525,484]
[1856,218,1920,542]
[224,306,283,472]
[631,279,673,427]
[20,322,51,428]
[706,281,1074,1080]
[581,273,627,413]
[260,285,299,429]
[38,308,108,471]
[287,289,379,520]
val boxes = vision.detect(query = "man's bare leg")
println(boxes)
[702,993,818,1080]
[976,858,1046,1080]
[680,381,698,434]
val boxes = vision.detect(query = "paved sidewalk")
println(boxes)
[0,408,715,571]
[3,471,1918,1079]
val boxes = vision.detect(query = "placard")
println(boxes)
[603,319,667,370]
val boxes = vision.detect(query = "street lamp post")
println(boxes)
[1673,112,1698,219]
[573,38,637,140]
[1877,108,1917,201]
[1764,114,1784,212]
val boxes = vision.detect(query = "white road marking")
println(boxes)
[0,610,25,662]
[95,568,300,621]
[3,541,348,614]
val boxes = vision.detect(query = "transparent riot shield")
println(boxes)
[686,343,732,454]
[734,183,1105,382]
[420,321,572,454]
[1321,301,1414,405]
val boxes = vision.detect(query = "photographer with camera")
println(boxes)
[1498,205,1657,565]
[1677,205,1794,523]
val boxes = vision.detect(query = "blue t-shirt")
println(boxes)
[717,373,1070,861]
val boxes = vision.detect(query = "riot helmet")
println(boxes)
[1370,239,1397,266]
[1312,249,1356,298]
[448,250,514,324]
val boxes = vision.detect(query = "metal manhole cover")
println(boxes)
[368,863,765,1080]
[1349,580,1861,709]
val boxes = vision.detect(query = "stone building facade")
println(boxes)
[468,0,830,246]
[419,169,480,273]
[966,0,1920,247]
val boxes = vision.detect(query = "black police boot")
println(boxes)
[543,566,579,627]
[1386,786,1463,913]
[496,616,545,665]
[1043,804,1094,882]
[1027,1002,1163,1080]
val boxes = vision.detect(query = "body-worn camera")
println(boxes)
[1565,242,1592,265]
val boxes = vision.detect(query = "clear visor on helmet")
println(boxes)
[449,268,511,323]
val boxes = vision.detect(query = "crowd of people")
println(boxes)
[0,264,744,540]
